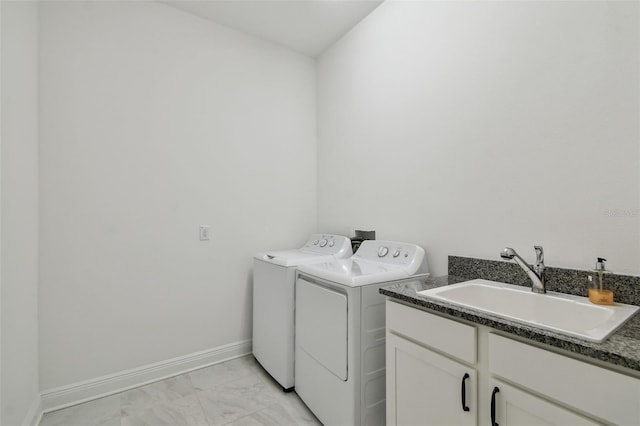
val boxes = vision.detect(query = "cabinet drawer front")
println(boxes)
[489,333,640,425]
[386,300,476,364]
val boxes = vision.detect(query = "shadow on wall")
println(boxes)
[246,270,254,340]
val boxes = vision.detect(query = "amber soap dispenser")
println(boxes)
[588,257,614,305]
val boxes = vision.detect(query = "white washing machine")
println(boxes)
[295,240,429,425]
[253,234,352,391]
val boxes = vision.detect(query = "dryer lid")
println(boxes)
[296,258,421,287]
[296,240,430,286]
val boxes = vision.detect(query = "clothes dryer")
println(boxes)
[294,240,428,425]
[253,234,352,391]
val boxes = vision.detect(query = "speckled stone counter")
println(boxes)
[380,264,640,373]
[448,255,640,305]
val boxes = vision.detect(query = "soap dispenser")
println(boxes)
[588,257,614,305]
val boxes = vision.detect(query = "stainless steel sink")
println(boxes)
[418,279,639,342]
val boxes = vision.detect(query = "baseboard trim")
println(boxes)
[40,339,251,413]
[22,395,43,426]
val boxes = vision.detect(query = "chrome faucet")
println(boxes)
[500,246,546,294]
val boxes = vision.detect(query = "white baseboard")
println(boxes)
[22,395,43,426]
[40,339,251,413]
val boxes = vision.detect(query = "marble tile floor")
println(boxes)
[39,355,322,426]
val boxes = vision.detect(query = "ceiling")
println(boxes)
[161,0,384,57]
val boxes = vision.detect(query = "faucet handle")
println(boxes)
[534,245,544,265]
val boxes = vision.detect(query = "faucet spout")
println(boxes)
[500,246,546,294]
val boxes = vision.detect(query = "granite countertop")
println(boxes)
[380,275,640,373]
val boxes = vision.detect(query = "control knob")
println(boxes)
[378,246,389,257]
[319,239,328,247]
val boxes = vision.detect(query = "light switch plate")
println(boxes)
[199,225,210,241]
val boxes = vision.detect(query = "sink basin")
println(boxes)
[418,279,639,343]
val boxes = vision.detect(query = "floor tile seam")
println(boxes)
[196,370,266,396]
[192,387,214,426]
[219,407,262,426]
[120,392,212,426]
[249,400,315,425]
[120,386,202,421]
[196,381,281,425]
[120,374,199,414]
[189,369,259,392]
[194,386,241,425]
[120,396,165,417]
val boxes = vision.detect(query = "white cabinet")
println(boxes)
[488,379,599,426]
[386,300,477,426]
[387,332,477,426]
[386,300,640,426]
[489,333,640,425]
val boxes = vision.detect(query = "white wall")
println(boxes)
[1,1,41,424]
[317,1,639,276]
[39,1,316,390]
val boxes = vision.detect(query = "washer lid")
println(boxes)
[296,258,419,287]
[254,250,340,267]
[253,234,353,267]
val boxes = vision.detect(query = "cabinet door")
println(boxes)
[489,380,600,426]
[387,332,476,426]
[489,333,640,425]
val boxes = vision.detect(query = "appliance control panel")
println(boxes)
[302,234,352,256]
[355,240,426,269]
